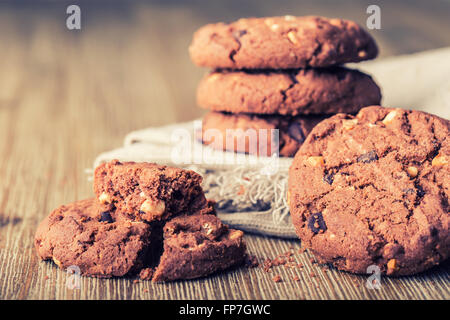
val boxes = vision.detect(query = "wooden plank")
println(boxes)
[0,1,449,300]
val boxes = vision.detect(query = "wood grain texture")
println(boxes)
[0,1,449,300]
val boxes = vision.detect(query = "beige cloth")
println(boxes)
[92,47,450,239]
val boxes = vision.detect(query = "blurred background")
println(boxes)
[0,0,449,181]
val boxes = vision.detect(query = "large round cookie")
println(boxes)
[35,198,155,278]
[189,16,378,69]
[197,67,381,115]
[288,106,449,275]
[201,111,326,157]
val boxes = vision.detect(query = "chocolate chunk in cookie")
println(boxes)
[288,123,307,144]
[99,211,114,223]
[307,212,327,234]
[357,150,379,163]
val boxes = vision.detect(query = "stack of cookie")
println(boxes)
[190,16,382,157]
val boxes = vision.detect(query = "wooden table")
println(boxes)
[0,1,449,300]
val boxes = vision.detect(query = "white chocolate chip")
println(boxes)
[329,19,341,27]
[342,119,358,131]
[358,50,367,58]
[140,199,166,218]
[306,156,325,167]
[407,166,418,178]
[203,223,213,235]
[432,153,448,166]
[98,192,111,204]
[284,15,295,21]
[229,230,244,240]
[139,191,146,197]
[387,259,398,274]
[287,31,298,44]
[207,73,221,82]
[189,242,206,250]
[264,18,275,27]
[382,110,399,125]
[52,257,62,267]
[270,23,280,31]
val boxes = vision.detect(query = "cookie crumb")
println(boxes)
[262,258,273,272]
[272,275,282,282]
[387,259,399,275]
[139,268,154,281]
[272,257,286,266]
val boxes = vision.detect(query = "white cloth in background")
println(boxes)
[92,47,450,239]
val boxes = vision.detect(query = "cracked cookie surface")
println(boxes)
[34,198,155,278]
[288,106,449,275]
[152,214,246,282]
[201,111,326,157]
[189,16,378,69]
[197,67,381,115]
[94,160,214,223]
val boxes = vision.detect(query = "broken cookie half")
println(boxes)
[35,160,247,281]
[152,214,246,282]
[93,160,214,222]
[35,198,155,278]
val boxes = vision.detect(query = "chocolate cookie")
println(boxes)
[189,16,378,69]
[35,198,156,278]
[201,111,326,157]
[94,160,214,223]
[152,214,246,282]
[197,67,381,115]
[289,106,449,275]
[36,162,248,281]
